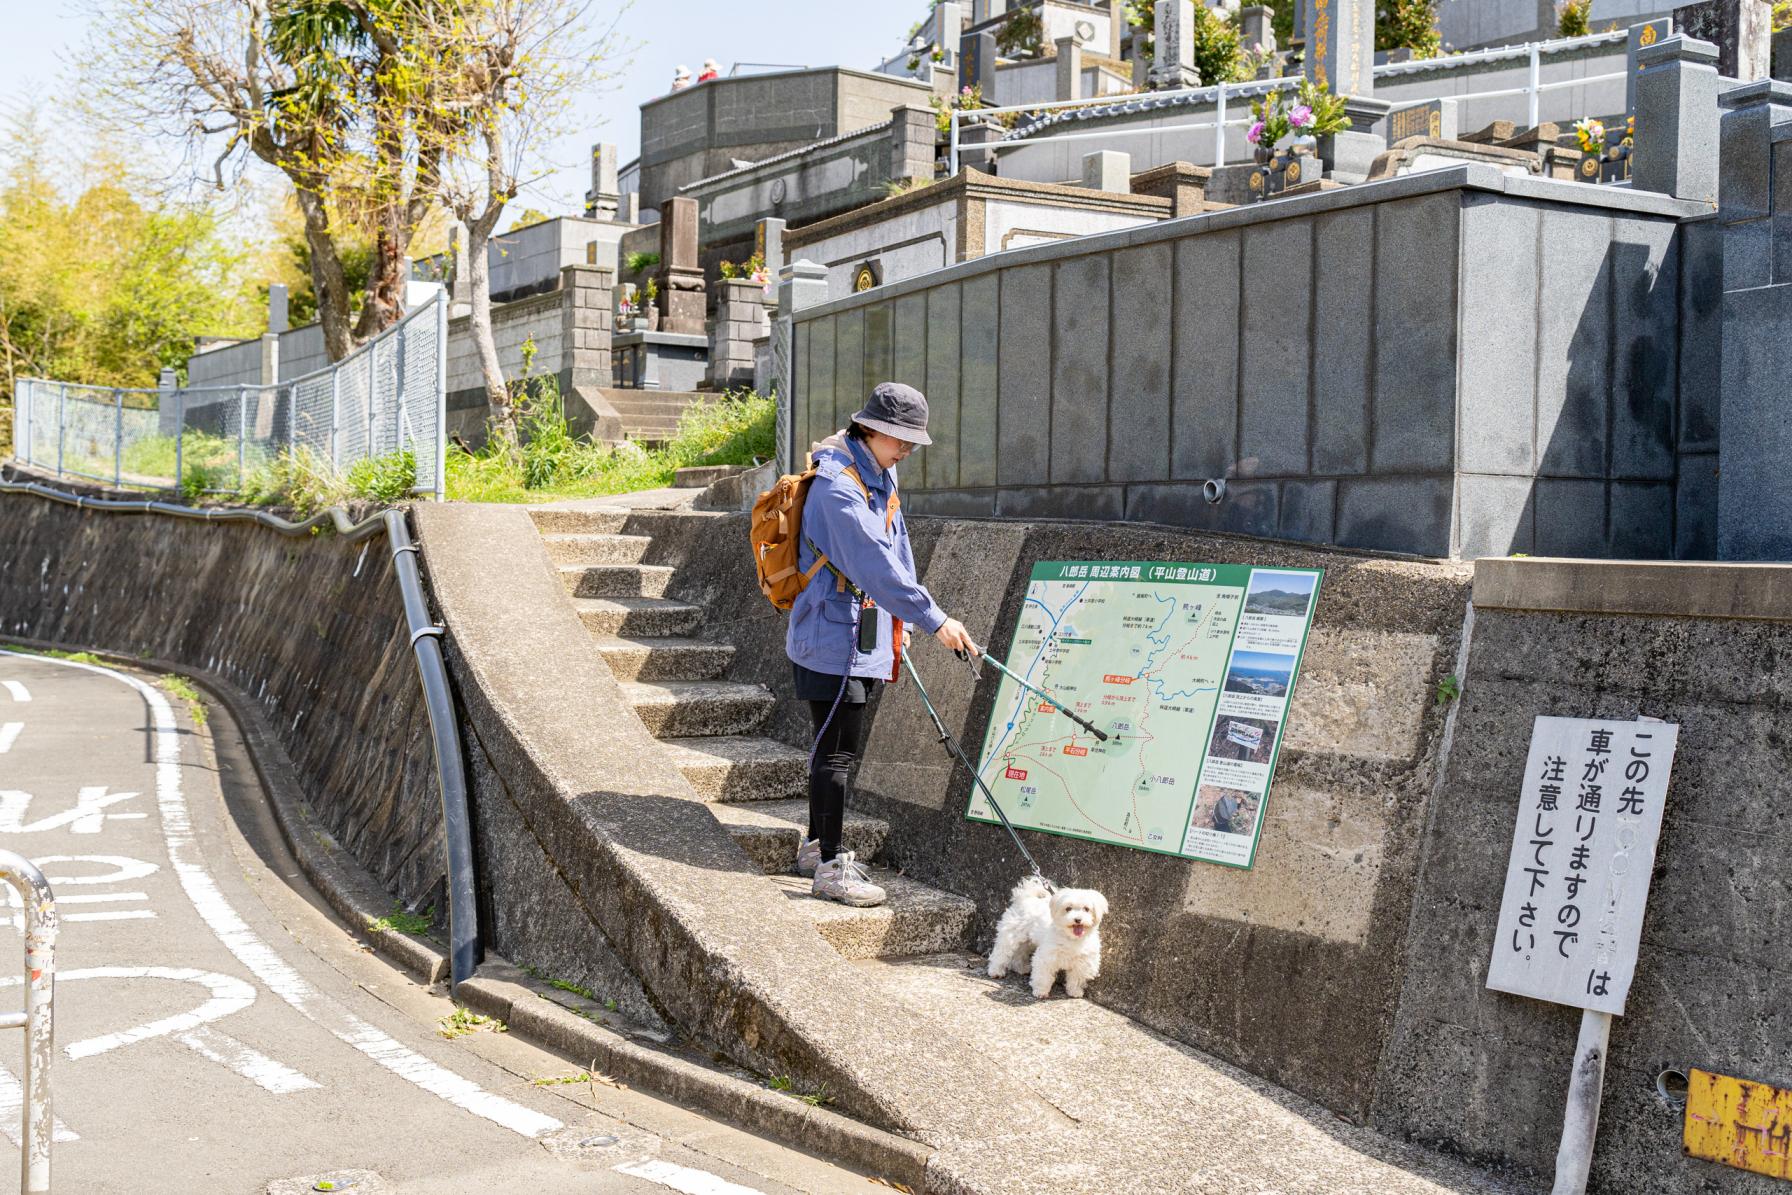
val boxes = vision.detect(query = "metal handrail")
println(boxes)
[0,474,481,987]
[0,849,56,1195]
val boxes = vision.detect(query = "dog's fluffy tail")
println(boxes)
[1010,875,1051,904]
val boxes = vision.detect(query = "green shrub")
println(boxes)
[345,449,416,502]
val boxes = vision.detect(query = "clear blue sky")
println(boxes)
[0,1,909,218]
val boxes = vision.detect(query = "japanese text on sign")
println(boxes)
[1486,716,1678,1015]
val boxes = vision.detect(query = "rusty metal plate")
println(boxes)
[1684,1067,1792,1179]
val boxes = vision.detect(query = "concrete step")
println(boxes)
[767,869,977,961]
[571,597,703,638]
[660,736,810,802]
[540,533,653,565]
[530,507,629,535]
[559,563,676,599]
[593,636,734,682]
[673,464,751,489]
[711,799,889,875]
[621,680,774,738]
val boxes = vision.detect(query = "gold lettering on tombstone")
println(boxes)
[1640,22,1657,46]
[1314,0,1330,88]
[1430,109,1442,137]
[754,224,766,257]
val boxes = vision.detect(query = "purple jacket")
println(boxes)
[785,433,947,679]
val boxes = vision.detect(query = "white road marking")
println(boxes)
[0,722,20,753]
[0,967,257,1061]
[613,1159,767,1195]
[0,787,140,834]
[37,892,149,905]
[0,1064,77,1145]
[174,1026,321,1095]
[30,656,562,1139]
[30,856,160,886]
[2,680,30,703]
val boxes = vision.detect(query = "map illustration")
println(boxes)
[968,561,1322,868]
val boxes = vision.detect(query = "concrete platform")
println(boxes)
[866,954,1524,1195]
[768,870,977,961]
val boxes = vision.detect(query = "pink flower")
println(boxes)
[1247,119,1265,144]
[1289,104,1313,129]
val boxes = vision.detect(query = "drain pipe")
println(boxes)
[382,509,479,986]
[0,475,482,985]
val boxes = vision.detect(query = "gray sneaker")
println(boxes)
[811,851,886,907]
[795,837,822,877]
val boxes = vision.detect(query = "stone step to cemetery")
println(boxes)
[620,679,774,738]
[529,507,629,535]
[659,735,810,802]
[593,636,734,683]
[672,464,749,489]
[711,798,889,875]
[766,869,976,961]
[558,562,676,599]
[570,596,704,638]
[539,532,653,565]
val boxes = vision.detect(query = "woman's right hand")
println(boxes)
[934,618,978,657]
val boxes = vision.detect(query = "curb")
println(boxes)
[0,636,935,1192]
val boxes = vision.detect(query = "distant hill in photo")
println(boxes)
[1245,588,1311,616]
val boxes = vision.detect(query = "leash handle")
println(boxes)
[903,646,1050,886]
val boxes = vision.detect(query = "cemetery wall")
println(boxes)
[1374,556,1792,1192]
[636,67,933,213]
[187,338,263,389]
[789,165,1716,562]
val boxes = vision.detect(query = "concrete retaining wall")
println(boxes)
[0,480,444,911]
[790,166,1717,561]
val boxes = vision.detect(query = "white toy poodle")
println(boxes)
[986,876,1108,999]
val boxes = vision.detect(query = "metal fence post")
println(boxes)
[330,367,341,468]
[237,385,248,492]
[1529,41,1542,128]
[395,314,408,458]
[367,338,378,461]
[1215,82,1228,167]
[55,384,66,479]
[435,290,448,499]
[173,387,185,491]
[0,848,59,1195]
[113,388,124,487]
[949,108,960,177]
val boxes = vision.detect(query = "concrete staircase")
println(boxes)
[530,505,977,962]
[599,389,709,442]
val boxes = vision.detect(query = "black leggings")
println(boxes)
[807,699,866,864]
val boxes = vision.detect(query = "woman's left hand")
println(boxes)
[903,625,913,650]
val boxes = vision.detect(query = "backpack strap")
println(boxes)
[840,464,898,535]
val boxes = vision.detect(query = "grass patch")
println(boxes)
[161,675,207,726]
[446,379,773,505]
[1435,674,1462,707]
[438,1005,505,1039]
[111,431,417,514]
[367,903,432,936]
[766,1075,832,1107]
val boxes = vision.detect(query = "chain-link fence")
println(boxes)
[11,290,448,498]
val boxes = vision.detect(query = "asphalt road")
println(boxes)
[0,649,873,1195]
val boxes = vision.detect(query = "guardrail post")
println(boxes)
[0,848,58,1195]
[113,388,124,487]
[1529,41,1542,127]
[1215,82,1228,167]
[949,108,960,177]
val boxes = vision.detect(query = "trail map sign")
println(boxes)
[1486,716,1679,1015]
[968,561,1322,868]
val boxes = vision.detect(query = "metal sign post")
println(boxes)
[0,849,58,1195]
[1485,716,1679,1195]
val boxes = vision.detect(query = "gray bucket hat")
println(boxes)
[851,381,932,446]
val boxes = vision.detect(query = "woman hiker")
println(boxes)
[787,382,976,907]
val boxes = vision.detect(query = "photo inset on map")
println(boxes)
[1207,715,1279,764]
[1222,650,1295,698]
[1191,783,1260,837]
[1243,570,1318,618]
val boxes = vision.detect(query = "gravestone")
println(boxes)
[656,197,706,336]
[1633,34,1720,203]
[1083,150,1132,191]
[1057,35,1084,100]
[1239,5,1277,54]
[1150,0,1202,89]
[586,142,620,218]
[960,29,998,91]
[1386,99,1456,144]
[1673,0,1771,80]
[1305,0,1375,97]
[1627,18,1674,117]
[755,218,786,296]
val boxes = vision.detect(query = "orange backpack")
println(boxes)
[751,458,897,610]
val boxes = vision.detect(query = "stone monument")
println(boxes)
[1150,0,1202,90]
[656,197,706,336]
[585,142,621,219]
[1672,0,1772,80]
[1305,0,1374,96]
